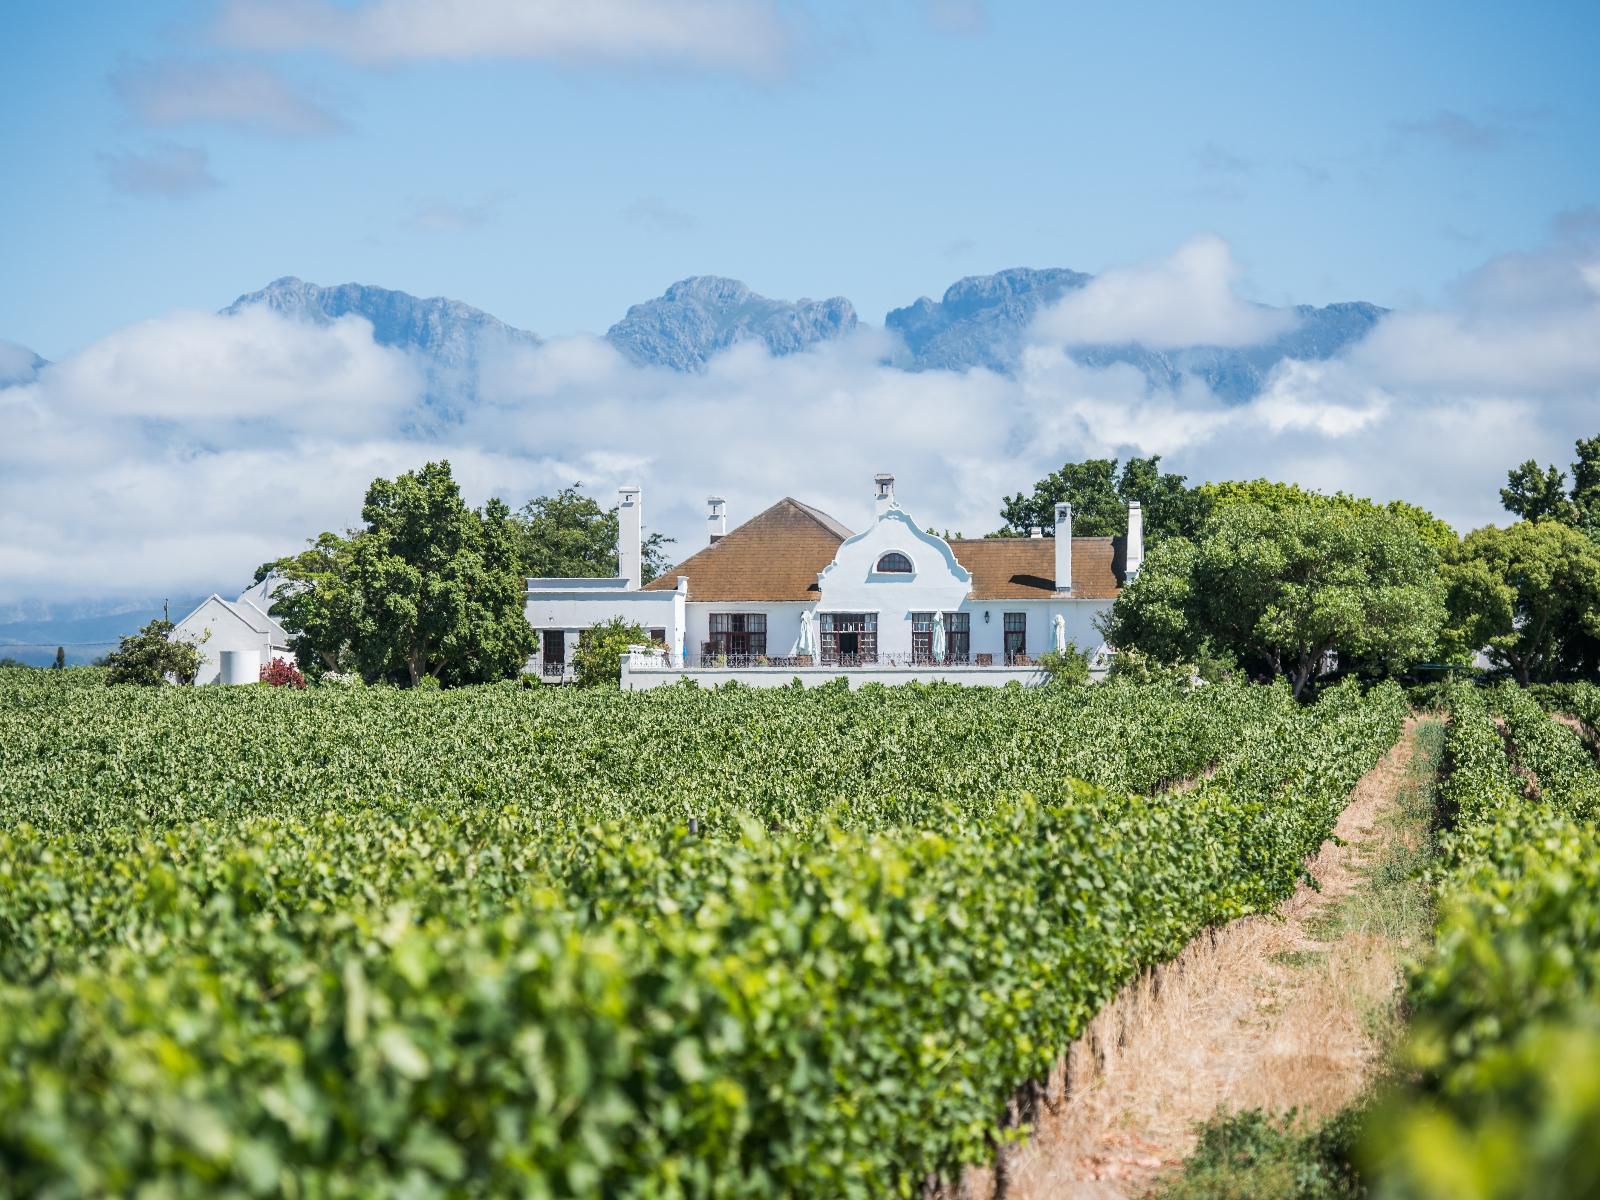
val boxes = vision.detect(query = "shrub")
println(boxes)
[259,658,307,689]
[573,616,650,687]
[1037,641,1091,686]
[103,619,201,686]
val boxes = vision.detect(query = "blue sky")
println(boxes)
[3,0,1597,359]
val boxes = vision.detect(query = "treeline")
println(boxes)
[1000,440,1600,696]
[96,462,677,689]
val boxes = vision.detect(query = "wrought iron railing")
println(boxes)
[670,652,1037,670]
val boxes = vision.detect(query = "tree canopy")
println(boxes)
[510,486,675,583]
[1103,499,1445,698]
[999,455,1205,541]
[1501,436,1600,540]
[271,461,536,687]
[1442,520,1600,685]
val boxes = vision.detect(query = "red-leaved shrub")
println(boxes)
[260,659,307,689]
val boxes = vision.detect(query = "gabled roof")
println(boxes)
[949,535,1125,600]
[643,497,853,602]
[174,591,292,646]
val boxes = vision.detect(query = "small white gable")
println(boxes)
[816,504,971,613]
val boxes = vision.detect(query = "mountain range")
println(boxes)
[5,271,1390,404]
[202,268,1386,405]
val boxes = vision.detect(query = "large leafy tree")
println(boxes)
[999,455,1203,541]
[511,485,675,583]
[1442,520,1600,685]
[270,532,360,674]
[272,461,536,687]
[1104,500,1445,698]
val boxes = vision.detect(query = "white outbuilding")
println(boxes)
[169,576,296,685]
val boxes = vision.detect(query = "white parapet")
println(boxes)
[219,648,261,685]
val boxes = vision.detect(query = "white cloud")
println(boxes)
[98,143,219,196]
[1031,235,1295,349]
[112,59,343,137]
[215,0,792,77]
[9,230,1600,612]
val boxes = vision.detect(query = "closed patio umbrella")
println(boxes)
[798,610,814,657]
[1053,613,1067,654]
[932,611,946,664]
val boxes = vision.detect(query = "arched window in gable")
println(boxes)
[875,551,913,573]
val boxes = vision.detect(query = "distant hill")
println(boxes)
[885,267,1092,374]
[605,275,858,370]
[223,277,542,411]
[887,269,1387,402]
[0,340,47,386]
[0,598,205,666]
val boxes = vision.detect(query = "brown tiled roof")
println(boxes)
[949,536,1125,600]
[643,497,853,601]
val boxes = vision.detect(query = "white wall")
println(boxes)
[960,599,1113,663]
[525,580,686,664]
[682,601,810,660]
[815,506,972,658]
[171,596,290,685]
[623,663,1047,690]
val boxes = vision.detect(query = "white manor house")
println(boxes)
[526,474,1143,688]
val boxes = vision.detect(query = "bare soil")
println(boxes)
[959,720,1427,1200]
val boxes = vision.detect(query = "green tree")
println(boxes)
[1501,460,1577,525]
[1442,520,1600,685]
[103,618,202,686]
[270,533,361,675]
[1104,502,1444,698]
[572,616,652,687]
[1495,436,1600,535]
[271,461,537,688]
[1000,455,1201,541]
[511,485,675,583]
[52,646,65,670]
[1198,481,1458,561]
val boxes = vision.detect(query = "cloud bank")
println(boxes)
[1032,236,1296,348]
[112,59,343,138]
[5,232,1600,611]
[215,0,793,77]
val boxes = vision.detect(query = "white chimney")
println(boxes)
[1055,502,1072,594]
[707,496,727,543]
[1029,526,1043,539]
[1126,500,1144,580]
[873,473,896,517]
[618,485,642,590]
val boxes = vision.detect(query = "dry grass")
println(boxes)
[955,720,1429,1200]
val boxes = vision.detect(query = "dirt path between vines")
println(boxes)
[965,719,1430,1200]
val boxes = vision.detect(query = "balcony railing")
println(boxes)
[678,651,1035,670]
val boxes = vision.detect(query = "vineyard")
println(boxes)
[1368,682,1600,1196]
[0,668,1410,1197]
[2,669,1596,1196]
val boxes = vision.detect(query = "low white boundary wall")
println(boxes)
[621,663,1047,690]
